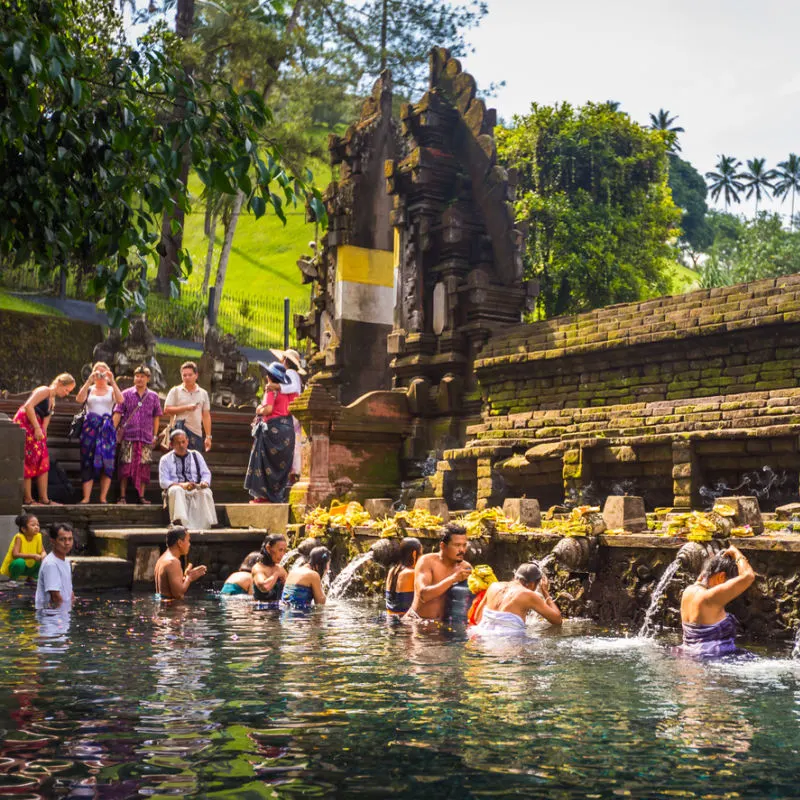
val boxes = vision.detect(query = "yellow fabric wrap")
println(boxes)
[468,565,498,594]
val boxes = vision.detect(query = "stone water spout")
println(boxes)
[297,537,322,558]
[638,542,709,638]
[369,538,400,568]
[552,537,594,572]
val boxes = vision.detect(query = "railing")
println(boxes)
[0,266,304,350]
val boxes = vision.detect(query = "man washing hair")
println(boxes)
[472,562,562,634]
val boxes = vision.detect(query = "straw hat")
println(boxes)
[270,348,307,375]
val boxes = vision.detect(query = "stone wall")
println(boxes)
[435,275,800,510]
[0,310,103,393]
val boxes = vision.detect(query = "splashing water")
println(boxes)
[638,558,683,638]
[328,552,374,600]
[793,627,800,659]
[280,549,300,568]
[538,553,556,572]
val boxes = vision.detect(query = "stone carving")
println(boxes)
[294,71,405,404]
[199,326,259,408]
[93,317,165,391]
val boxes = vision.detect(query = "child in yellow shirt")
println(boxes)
[1,513,45,584]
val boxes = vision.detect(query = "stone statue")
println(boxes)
[93,317,165,391]
[200,326,259,408]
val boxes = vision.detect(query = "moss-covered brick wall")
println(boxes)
[474,275,800,419]
[0,310,103,393]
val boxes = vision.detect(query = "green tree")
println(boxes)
[649,108,684,153]
[497,102,681,317]
[740,157,776,215]
[705,155,744,211]
[0,0,321,329]
[774,153,800,230]
[667,154,713,262]
[699,212,800,288]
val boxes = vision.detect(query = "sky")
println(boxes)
[459,0,800,220]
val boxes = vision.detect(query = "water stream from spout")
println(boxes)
[280,549,300,569]
[328,552,374,600]
[638,558,683,638]
[538,553,556,572]
[792,627,800,659]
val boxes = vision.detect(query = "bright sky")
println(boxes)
[460,0,800,219]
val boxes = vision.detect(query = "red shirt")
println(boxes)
[262,390,297,420]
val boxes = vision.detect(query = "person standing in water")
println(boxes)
[154,526,207,600]
[252,534,288,606]
[281,545,329,610]
[220,552,261,596]
[680,545,755,657]
[35,523,75,610]
[385,537,422,615]
[405,524,472,622]
[472,562,562,634]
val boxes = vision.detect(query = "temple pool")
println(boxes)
[1,594,800,799]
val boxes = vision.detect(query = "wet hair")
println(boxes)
[180,361,198,374]
[134,365,151,377]
[240,552,261,572]
[48,522,73,540]
[386,537,423,594]
[698,553,738,583]
[15,513,36,532]
[260,534,287,566]
[440,522,467,545]
[514,562,543,587]
[52,372,75,388]
[166,526,188,548]
[308,546,331,576]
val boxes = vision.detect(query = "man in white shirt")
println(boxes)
[163,361,212,452]
[35,523,75,610]
[158,429,218,530]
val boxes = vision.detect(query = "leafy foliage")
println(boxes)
[497,102,681,317]
[0,0,323,329]
[699,212,800,288]
[668,154,713,258]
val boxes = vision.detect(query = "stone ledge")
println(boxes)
[92,528,267,542]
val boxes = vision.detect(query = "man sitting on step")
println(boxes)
[158,429,218,530]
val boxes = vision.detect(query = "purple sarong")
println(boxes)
[680,612,740,658]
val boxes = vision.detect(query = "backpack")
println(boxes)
[47,460,77,504]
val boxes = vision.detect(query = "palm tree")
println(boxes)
[705,155,744,211]
[740,158,776,215]
[649,109,684,152]
[774,153,800,230]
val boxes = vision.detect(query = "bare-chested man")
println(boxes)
[473,562,562,634]
[154,526,207,600]
[405,523,473,622]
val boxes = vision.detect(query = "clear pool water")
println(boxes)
[1,592,800,799]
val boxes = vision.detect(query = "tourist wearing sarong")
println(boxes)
[680,546,754,658]
[245,362,297,504]
[158,429,218,530]
[472,562,562,634]
[265,349,305,479]
[13,373,75,505]
[75,362,123,504]
[112,365,162,504]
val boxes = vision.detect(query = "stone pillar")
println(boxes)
[288,385,341,519]
[477,457,493,503]
[0,415,25,568]
[671,441,694,508]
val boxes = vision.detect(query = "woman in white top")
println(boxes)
[75,362,124,504]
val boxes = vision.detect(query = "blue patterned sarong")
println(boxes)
[80,413,116,481]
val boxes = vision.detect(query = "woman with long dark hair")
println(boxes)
[252,534,289,606]
[385,537,422,615]
[220,552,262,596]
[281,546,330,610]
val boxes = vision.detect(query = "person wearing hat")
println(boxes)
[266,349,306,479]
[244,362,299,504]
[158,428,218,530]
